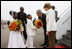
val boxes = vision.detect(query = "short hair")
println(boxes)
[43,3,52,9]
[13,11,17,15]
[37,9,42,13]
[20,7,24,10]
[52,6,55,10]
[27,14,31,18]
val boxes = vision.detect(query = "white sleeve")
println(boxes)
[30,21,36,29]
[46,11,55,32]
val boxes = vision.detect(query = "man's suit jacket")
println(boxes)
[38,13,46,29]
[17,12,27,24]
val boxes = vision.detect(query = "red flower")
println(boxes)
[34,19,43,28]
[9,21,18,31]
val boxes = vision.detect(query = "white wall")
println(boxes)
[56,6,71,40]
[1,1,71,21]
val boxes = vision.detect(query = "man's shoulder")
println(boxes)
[42,13,46,17]
[17,12,26,14]
[24,12,27,15]
[17,12,20,14]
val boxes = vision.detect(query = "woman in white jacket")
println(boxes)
[26,14,37,48]
[43,3,57,48]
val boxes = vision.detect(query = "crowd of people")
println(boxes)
[8,3,59,48]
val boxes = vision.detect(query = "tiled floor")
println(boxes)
[1,25,44,48]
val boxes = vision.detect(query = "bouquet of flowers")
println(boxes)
[9,19,20,31]
[34,19,43,28]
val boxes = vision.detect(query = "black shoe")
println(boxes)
[41,43,46,46]
[43,45,48,48]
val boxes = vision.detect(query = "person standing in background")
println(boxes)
[17,7,27,41]
[52,6,59,43]
[43,3,57,48]
[52,6,59,22]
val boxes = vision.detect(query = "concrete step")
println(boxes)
[63,34,71,39]
[57,30,71,48]
[59,39,71,48]
[67,30,71,34]
[63,35,71,41]
[63,37,71,44]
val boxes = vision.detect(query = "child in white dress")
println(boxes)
[8,11,26,48]
[26,14,37,48]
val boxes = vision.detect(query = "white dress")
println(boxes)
[8,19,26,48]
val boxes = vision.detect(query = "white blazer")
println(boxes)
[26,19,36,36]
[46,9,57,32]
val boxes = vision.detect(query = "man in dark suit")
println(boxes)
[17,7,27,41]
[36,9,48,47]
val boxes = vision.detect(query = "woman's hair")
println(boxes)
[9,11,12,15]
[9,11,17,16]
[43,3,52,9]
[13,11,17,19]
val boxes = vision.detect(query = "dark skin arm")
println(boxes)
[24,13,27,24]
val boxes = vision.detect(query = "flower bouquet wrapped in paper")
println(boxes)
[9,19,20,31]
[34,19,43,28]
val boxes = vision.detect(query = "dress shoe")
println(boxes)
[41,43,46,46]
[43,45,48,48]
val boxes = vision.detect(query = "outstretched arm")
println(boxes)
[24,13,27,24]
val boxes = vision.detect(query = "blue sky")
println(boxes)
[1,1,71,20]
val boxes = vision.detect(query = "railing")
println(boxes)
[62,6,71,24]
[59,6,71,18]
[62,16,71,24]
[57,6,71,22]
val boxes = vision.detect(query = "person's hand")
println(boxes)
[32,28,37,31]
[46,31,50,36]
[46,32,48,35]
